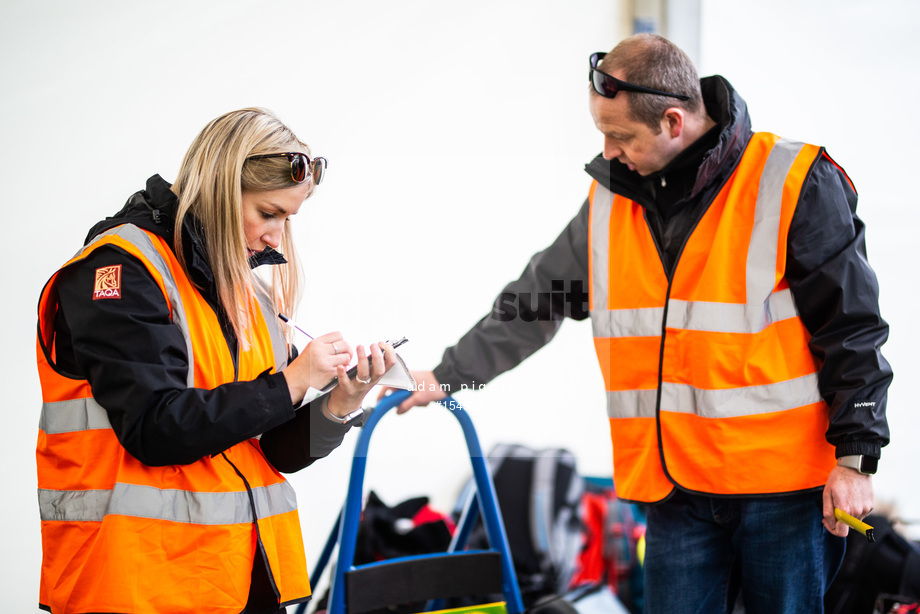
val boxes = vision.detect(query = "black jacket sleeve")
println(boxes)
[54,245,308,466]
[786,153,892,459]
[433,198,592,392]
[259,398,352,473]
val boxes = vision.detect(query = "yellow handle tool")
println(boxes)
[834,508,875,542]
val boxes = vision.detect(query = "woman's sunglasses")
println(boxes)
[590,52,690,101]
[246,152,327,185]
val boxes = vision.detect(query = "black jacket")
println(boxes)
[50,174,349,472]
[433,76,891,461]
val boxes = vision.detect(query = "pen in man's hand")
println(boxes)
[278,313,313,340]
[834,508,875,542]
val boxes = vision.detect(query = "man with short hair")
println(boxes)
[394,34,891,612]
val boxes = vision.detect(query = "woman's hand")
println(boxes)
[283,332,354,405]
[326,342,397,418]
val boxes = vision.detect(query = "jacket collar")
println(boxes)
[584,75,753,210]
[85,175,287,288]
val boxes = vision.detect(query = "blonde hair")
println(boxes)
[171,108,310,347]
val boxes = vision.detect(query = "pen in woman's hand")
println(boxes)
[278,313,313,340]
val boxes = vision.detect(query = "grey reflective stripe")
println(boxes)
[40,397,111,434]
[666,289,799,334]
[39,488,112,522]
[590,289,798,338]
[605,374,822,420]
[82,225,195,387]
[253,275,288,371]
[606,389,659,419]
[592,305,665,338]
[38,480,298,524]
[746,138,805,302]
[660,373,822,418]
[589,184,614,336]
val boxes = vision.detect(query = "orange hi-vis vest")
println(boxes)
[36,224,310,613]
[588,133,838,504]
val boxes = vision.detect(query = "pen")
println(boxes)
[834,508,875,542]
[277,313,313,340]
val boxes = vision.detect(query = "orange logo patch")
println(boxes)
[93,265,122,300]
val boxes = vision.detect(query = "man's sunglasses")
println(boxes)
[590,52,690,101]
[246,152,327,185]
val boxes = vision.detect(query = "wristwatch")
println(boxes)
[837,455,878,475]
[321,398,365,426]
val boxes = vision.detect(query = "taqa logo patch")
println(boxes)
[94,265,122,300]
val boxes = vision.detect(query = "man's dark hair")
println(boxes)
[596,33,704,133]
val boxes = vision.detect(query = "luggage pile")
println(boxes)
[320,442,647,614]
[826,511,920,614]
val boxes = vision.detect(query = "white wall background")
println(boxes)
[1,0,916,610]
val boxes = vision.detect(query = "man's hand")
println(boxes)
[822,465,875,537]
[378,370,448,414]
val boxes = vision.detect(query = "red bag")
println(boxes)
[570,483,645,612]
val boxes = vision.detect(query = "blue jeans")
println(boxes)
[643,490,845,614]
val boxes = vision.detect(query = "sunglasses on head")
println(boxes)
[246,152,327,185]
[590,52,690,101]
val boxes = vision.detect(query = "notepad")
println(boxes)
[298,348,416,407]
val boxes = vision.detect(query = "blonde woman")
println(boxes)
[35,108,394,614]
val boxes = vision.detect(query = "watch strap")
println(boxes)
[837,454,877,475]
[321,396,365,426]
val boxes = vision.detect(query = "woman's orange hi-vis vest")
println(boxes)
[36,224,310,613]
[588,133,837,504]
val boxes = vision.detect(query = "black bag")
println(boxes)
[460,443,584,606]
[826,513,920,614]
[873,594,920,614]
[312,491,456,614]
[355,491,454,563]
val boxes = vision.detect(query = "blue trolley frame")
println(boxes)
[296,390,524,614]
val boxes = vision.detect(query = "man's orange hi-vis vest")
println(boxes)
[588,133,837,504]
[36,224,310,613]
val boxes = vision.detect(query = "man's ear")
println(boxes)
[663,107,685,139]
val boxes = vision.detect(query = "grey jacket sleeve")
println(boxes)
[433,198,592,393]
[786,153,892,459]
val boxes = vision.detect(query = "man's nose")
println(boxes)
[603,138,622,161]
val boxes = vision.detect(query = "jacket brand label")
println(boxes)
[94,265,122,300]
